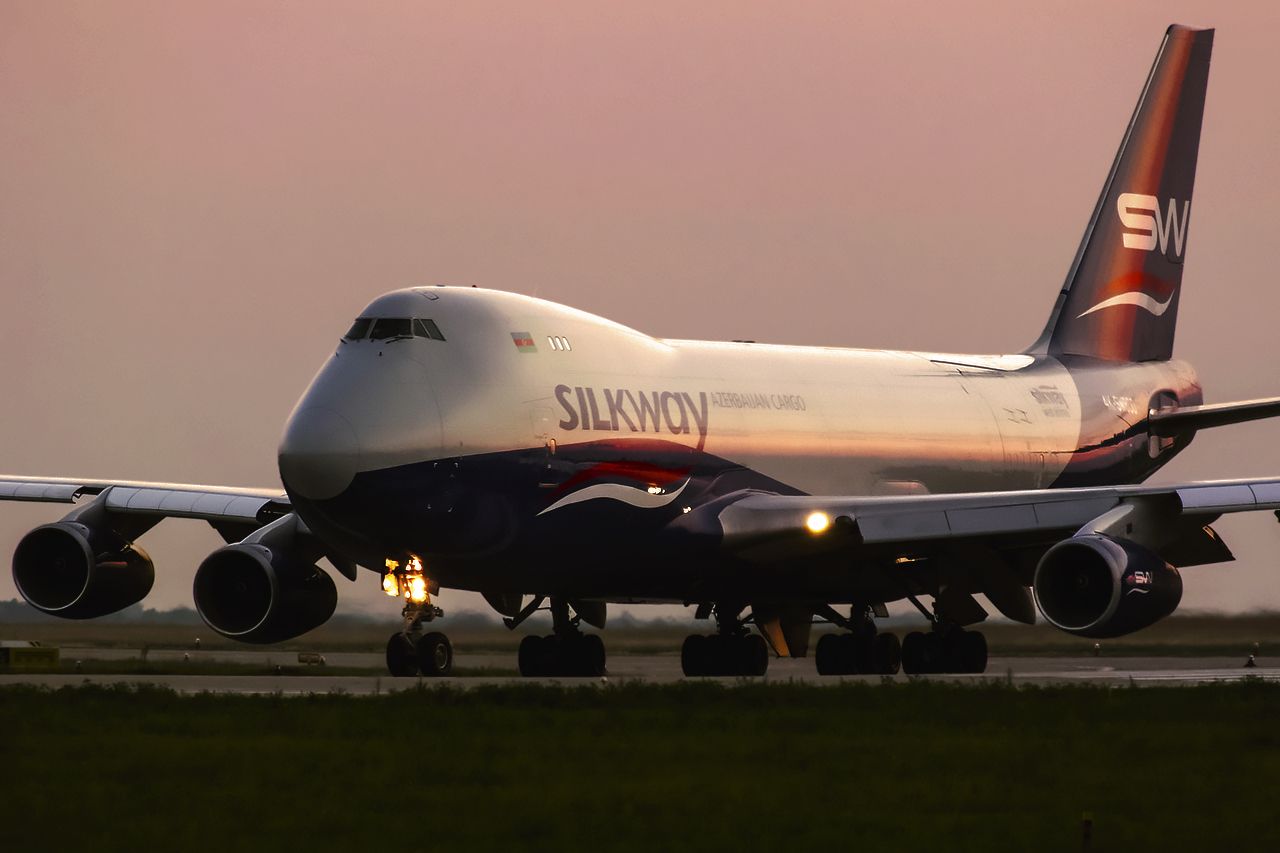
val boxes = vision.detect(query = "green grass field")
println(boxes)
[2,681,1279,852]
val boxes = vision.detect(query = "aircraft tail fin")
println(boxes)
[1029,25,1213,363]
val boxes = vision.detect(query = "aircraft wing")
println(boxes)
[0,474,291,529]
[671,477,1280,564]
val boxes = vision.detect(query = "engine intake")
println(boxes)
[1033,534,1182,639]
[12,522,154,619]
[193,543,336,644]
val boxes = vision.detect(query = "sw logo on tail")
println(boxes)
[1117,193,1191,258]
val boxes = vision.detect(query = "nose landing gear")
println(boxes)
[383,558,453,677]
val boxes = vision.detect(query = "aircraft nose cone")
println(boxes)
[278,406,360,501]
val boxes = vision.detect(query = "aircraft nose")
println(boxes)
[278,406,360,501]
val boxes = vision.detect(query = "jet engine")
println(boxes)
[12,521,155,619]
[1032,534,1182,639]
[193,516,337,644]
[193,544,336,644]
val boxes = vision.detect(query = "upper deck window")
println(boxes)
[344,318,372,340]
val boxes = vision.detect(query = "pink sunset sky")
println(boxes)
[2,1,1279,617]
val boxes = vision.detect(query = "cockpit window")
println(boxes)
[351,317,446,343]
[414,318,446,341]
[370,318,414,340]
[344,318,372,340]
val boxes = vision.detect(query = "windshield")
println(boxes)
[349,317,446,342]
[343,318,372,340]
[414,318,446,341]
[370,318,414,340]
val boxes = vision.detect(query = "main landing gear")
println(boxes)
[901,626,987,675]
[814,608,901,676]
[383,558,454,677]
[681,605,769,677]
[895,593,988,674]
[516,598,607,677]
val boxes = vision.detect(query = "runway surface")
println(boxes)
[2,647,1277,693]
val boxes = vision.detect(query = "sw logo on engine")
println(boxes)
[1116,193,1191,259]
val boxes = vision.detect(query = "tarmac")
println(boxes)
[2,647,1277,694]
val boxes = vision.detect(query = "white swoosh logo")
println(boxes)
[537,479,689,516]
[1077,291,1174,319]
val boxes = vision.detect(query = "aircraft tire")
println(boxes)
[518,634,545,677]
[704,634,729,676]
[386,632,419,677]
[416,631,453,677]
[874,632,902,675]
[901,631,928,675]
[814,633,843,675]
[853,632,876,674]
[960,630,988,674]
[742,633,769,676]
[924,631,949,673]
[579,634,606,677]
[681,634,707,677]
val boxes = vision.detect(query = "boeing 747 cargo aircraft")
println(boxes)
[5,25,1280,678]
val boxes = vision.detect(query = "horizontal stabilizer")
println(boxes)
[1149,397,1280,437]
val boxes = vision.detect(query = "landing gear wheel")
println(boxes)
[959,630,988,674]
[901,631,928,675]
[416,631,454,677]
[742,633,769,677]
[681,634,707,677]
[518,635,545,677]
[852,632,877,674]
[873,632,902,675]
[579,634,607,677]
[386,632,418,677]
[815,633,843,676]
[704,634,728,676]
[924,631,948,673]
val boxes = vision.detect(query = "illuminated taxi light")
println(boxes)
[382,574,400,597]
[805,511,831,535]
[647,485,664,495]
[407,575,429,604]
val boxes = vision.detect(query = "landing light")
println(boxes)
[383,556,431,604]
[407,575,429,604]
[382,558,402,597]
[647,485,664,495]
[805,511,831,535]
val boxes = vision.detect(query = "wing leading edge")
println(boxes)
[669,477,1280,562]
[0,475,289,524]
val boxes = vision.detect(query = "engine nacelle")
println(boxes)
[1033,534,1182,639]
[193,543,336,644]
[12,521,155,619]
